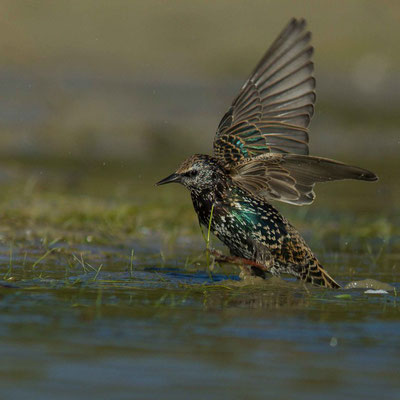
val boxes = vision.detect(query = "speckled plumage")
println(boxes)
[180,154,340,288]
[157,19,377,288]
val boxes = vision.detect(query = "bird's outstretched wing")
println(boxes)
[231,154,378,205]
[213,18,315,165]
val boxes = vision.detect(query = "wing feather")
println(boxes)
[214,18,315,164]
[231,154,378,205]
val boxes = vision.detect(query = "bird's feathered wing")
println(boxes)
[231,154,377,205]
[213,18,314,164]
[213,18,377,205]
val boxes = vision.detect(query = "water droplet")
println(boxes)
[329,337,338,347]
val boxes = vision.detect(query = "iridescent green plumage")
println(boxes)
[157,19,377,288]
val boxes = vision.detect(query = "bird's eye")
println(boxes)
[185,169,198,177]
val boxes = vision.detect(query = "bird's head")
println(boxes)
[156,154,224,191]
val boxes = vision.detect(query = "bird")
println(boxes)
[156,18,377,289]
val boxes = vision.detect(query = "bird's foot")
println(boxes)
[208,249,270,272]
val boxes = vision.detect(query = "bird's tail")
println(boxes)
[299,258,341,289]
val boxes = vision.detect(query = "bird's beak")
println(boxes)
[156,172,181,186]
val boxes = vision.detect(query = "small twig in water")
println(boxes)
[4,243,13,279]
[72,253,88,273]
[32,248,56,270]
[205,204,215,270]
[129,249,135,278]
[93,264,103,281]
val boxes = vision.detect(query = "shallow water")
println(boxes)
[0,26,400,398]
[1,226,400,400]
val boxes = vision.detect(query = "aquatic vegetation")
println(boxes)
[0,2,399,399]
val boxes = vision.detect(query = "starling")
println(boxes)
[157,18,377,288]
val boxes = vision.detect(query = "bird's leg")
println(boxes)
[208,249,270,272]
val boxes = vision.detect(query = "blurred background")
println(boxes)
[1,2,400,399]
[0,0,399,198]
